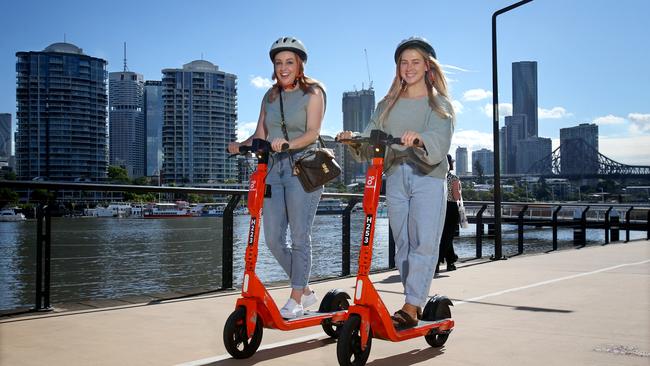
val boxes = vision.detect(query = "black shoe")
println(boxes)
[447,263,457,271]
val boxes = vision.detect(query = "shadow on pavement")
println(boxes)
[366,346,445,365]
[206,337,336,365]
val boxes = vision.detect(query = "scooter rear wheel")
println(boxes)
[320,290,350,338]
[423,300,451,347]
[337,315,372,366]
[223,307,263,359]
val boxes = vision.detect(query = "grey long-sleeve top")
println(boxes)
[350,96,455,179]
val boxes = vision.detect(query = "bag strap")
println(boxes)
[278,88,296,167]
[279,87,325,150]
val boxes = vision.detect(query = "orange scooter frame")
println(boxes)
[336,130,455,366]
[223,139,350,359]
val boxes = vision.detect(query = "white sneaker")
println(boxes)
[301,291,319,309]
[280,298,303,319]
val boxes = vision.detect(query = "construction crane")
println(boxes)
[364,48,373,90]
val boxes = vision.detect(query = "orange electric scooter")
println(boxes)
[335,130,455,366]
[223,138,350,359]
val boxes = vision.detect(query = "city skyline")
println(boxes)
[1,0,649,167]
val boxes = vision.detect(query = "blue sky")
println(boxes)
[1,0,649,165]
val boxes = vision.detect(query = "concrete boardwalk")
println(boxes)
[1,240,649,366]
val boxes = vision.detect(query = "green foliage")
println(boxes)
[132,176,149,185]
[30,189,54,203]
[0,187,19,208]
[108,166,130,184]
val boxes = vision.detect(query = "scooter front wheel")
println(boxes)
[336,315,372,366]
[223,307,263,359]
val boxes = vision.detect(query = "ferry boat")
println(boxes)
[0,208,26,222]
[316,199,345,215]
[143,202,192,218]
[200,203,227,217]
[84,203,132,218]
[189,203,227,217]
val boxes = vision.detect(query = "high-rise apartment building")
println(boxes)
[472,148,494,176]
[342,88,375,184]
[144,80,163,176]
[560,123,599,175]
[0,114,10,162]
[109,71,145,178]
[516,137,552,174]
[161,60,237,184]
[455,146,468,175]
[512,61,538,138]
[502,114,528,174]
[15,42,108,181]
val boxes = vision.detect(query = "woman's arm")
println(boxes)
[411,100,455,166]
[452,178,461,201]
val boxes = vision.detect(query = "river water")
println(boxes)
[0,213,645,311]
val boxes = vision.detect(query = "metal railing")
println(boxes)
[1,181,648,313]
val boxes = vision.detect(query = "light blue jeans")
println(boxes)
[386,163,447,308]
[263,151,322,289]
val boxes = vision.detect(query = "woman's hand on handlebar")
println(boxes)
[271,138,290,152]
[401,131,423,148]
[228,141,242,154]
[336,131,355,141]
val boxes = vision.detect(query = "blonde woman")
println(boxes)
[228,37,325,319]
[337,36,454,327]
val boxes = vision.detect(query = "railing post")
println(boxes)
[221,194,240,290]
[646,210,650,240]
[476,204,487,259]
[552,206,562,251]
[517,205,528,254]
[388,226,396,269]
[34,204,44,311]
[342,199,358,276]
[625,206,634,243]
[604,206,613,244]
[43,202,52,309]
[580,206,589,246]
[33,202,52,311]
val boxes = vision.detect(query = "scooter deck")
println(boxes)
[283,309,347,322]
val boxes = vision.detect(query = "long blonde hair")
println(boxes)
[267,53,324,102]
[378,47,454,126]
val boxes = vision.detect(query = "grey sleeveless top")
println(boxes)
[264,87,317,149]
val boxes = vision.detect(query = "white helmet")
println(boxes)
[269,37,308,63]
[394,36,436,62]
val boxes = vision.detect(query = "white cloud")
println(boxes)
[236,121,258,141]
[451,100,464,114]
[600,134,650,165]
[483,103,512,118]
[440,64,473,73]
[451,129,494,152]
[628,113,650,134]
[593,114,625,125]
[462,88,492,102]
[538,106,571,119]
[250,75,273,89]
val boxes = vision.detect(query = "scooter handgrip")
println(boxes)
[281,142,290,151]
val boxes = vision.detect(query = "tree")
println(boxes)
[0,188,19,208]
[108,166,130,184]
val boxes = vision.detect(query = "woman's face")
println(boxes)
[399,48,429,87]
[274,51,300,88]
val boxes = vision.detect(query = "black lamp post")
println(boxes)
[491,0,534,260]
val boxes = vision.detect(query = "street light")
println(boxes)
[491,0,534,260]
